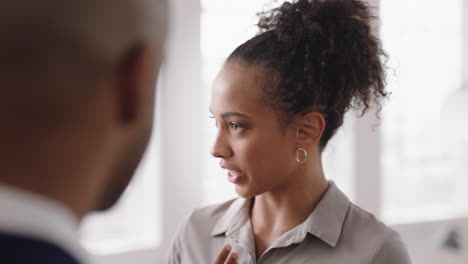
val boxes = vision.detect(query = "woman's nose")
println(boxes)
[210,131,232,159]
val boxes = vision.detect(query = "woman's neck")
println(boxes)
[250,163,329,259]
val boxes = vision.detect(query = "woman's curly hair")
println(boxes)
[227,0,388,149]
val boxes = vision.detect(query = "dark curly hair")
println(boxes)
[227,0,388,150]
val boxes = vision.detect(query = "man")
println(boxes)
[0,0,167,263]
[0,0,240,263]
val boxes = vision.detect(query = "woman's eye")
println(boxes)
[229,122,244,130]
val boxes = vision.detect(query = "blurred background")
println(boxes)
[78,0,468,263]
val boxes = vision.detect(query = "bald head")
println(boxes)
[0,0,168,217]
[0,0,167,126]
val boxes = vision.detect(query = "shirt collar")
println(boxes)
[210,181,350,247]
[0,183,91,264]
[302,181,350,247]
[211,196,249,237]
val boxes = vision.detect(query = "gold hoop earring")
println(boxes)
[296,148,308,164]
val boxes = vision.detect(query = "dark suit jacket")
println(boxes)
[0,233,80,264]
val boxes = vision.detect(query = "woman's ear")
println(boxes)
[295,112,326,147]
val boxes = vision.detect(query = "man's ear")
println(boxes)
[295,112,326,147]
[117,45,151,124]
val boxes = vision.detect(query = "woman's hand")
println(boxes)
[213,245,238,264]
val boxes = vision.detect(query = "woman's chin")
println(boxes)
[234,184,261,199]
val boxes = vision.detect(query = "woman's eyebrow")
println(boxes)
[209,108,250,119]
[220,112,250,119]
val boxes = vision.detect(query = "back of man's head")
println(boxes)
[0,0,168,218]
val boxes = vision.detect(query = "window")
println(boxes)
[380,0,467,223]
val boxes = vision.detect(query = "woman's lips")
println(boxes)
[227,170,245,184]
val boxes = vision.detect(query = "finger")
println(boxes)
[213,245,231,264]
[225,252,238,264]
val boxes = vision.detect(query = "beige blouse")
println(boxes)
[167,182,412,264]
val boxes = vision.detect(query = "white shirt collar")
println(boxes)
[0,183,91,264]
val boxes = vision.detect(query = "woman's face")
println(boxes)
[210,62,299,198]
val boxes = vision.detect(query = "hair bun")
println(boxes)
[258,0,374,45]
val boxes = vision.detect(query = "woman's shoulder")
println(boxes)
[342,203,412,263]
[344,202,389,234]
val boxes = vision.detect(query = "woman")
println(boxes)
[169,0,411,263]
